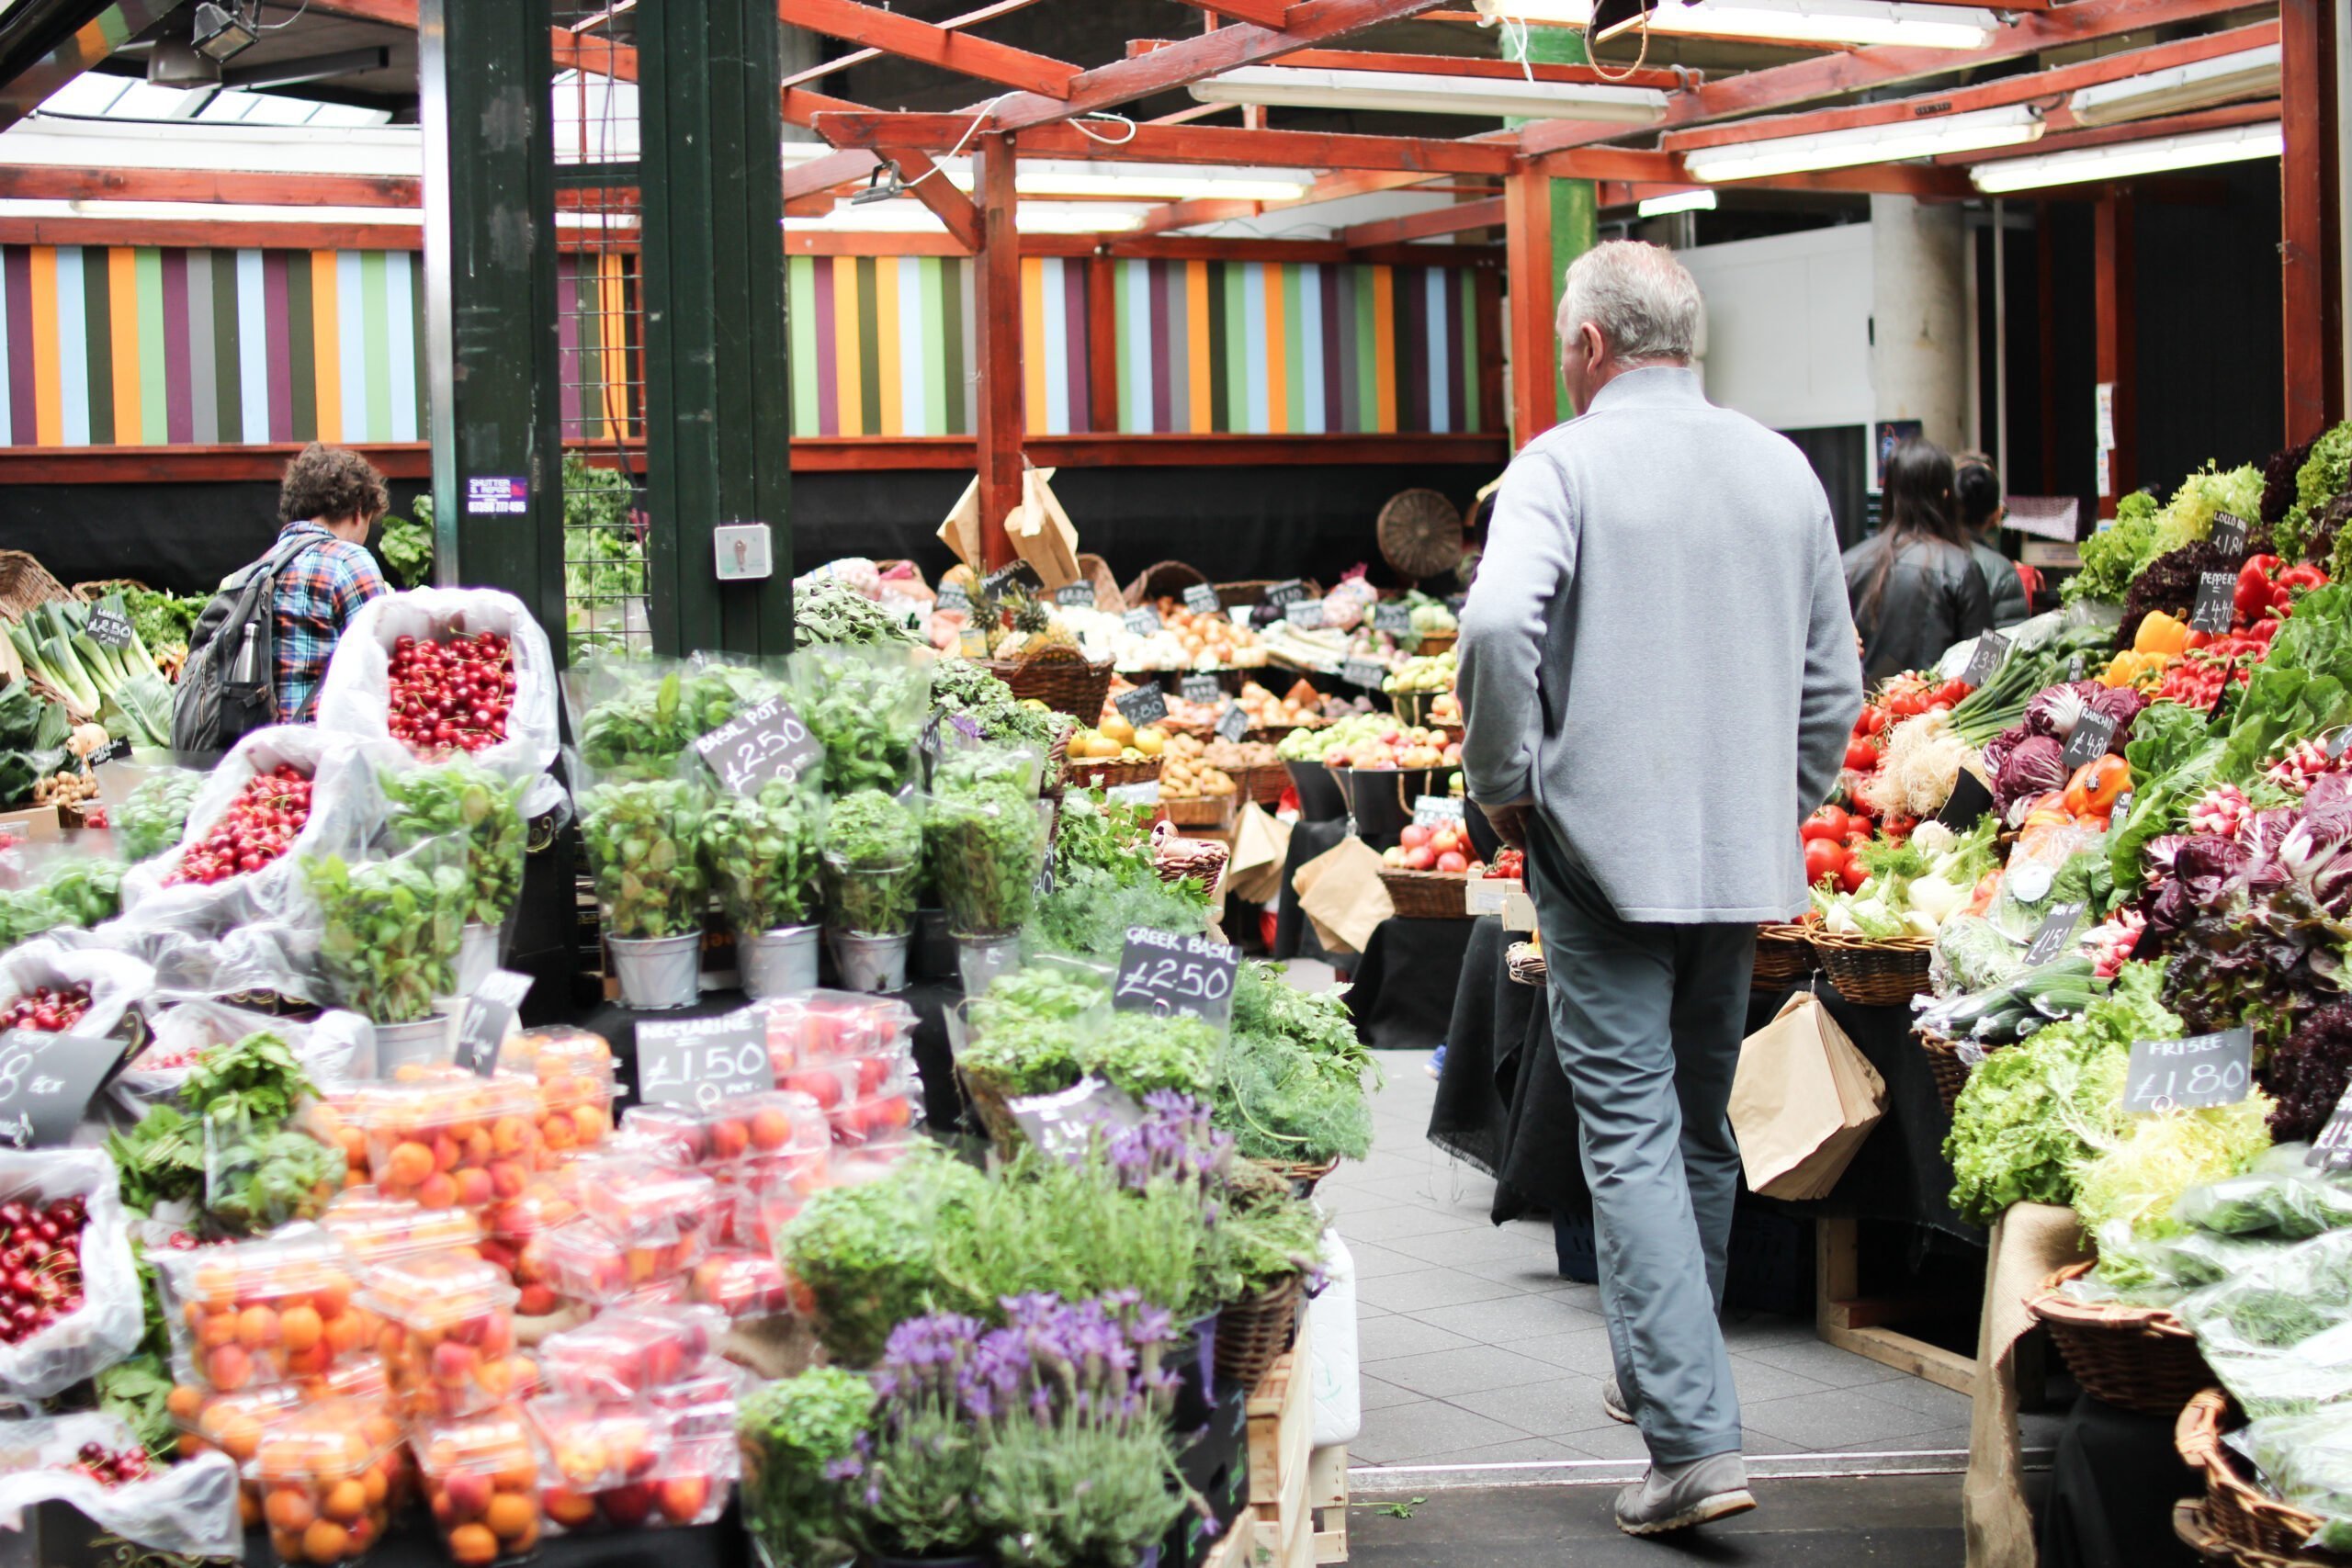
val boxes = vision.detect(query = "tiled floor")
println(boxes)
[1321,1058,1984,1472]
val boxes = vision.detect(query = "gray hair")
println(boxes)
[1555,240,1701,365]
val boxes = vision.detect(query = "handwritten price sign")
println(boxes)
[694,696,824,795]
[1113,927,1240,1024]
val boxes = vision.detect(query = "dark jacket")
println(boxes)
[1971,539,2032,627]
[1842,532,1994,685]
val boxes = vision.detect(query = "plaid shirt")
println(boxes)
[272,520,388,723]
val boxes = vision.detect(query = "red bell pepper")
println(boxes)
[2280,562,2331,594]
[2238,557,2282,625]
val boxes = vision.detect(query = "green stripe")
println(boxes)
[83,248,113,445]
[1283,265,1306,433]
[940,258,966,437]
[213,250,242,444]
[787,256,818,439]
[854,256,881,437]
[135,248,165,444]
[921,257,947,437]
[1353,265,1376,431]
[1460,273,1479,434]
[285,253,316,442]
[361,252,390,441]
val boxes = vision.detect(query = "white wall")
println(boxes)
[1869,194,1971,449]
[1678,222,1875,433]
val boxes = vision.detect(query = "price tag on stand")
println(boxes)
[1113,927,1240,1024]
[2309,1084,2352,1170]
[2107,790,2134,838]
[635,1006,776,1111]
[1183,583,1222,616]
[2123,1027,2254,1113]
[2210,513,2252,560]
[2023,900,2089,966]
[1104,780,1161,807]
[980,561,1044,605]
[1124,607,1162,637]
[2190,570,2237,634]
[1341,659,1388,691]
[0,1029,115,1149]
[936,581,972,613]
[2060,708,2119,771]
[1935,771,1996,830]
[85,607,134,649]
[1373,603,1413,637]
[1216,702,1250,743]
[694,695,823,795]
[1412,795,1465,829]
[1180,674,1223,707]
[2065,653,2086,683]
[1284,599,1326,630]
[1959,629,2010,689]
[1263,580,1309,609]
[1056,582,1097,609]
[1114,682,1168,728]
[1006,1077,1144,1159]
[452,969,533,1077]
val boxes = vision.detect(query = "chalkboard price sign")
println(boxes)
[2024,900,2089,966]
[452,969,533,1077]
[636,1007,776,1111]
[85,608,134,649]
[1216,702,1250,743]
[2190,570,2237,634]
[935,581,971,613]
[1183,583,1222,615]
[1263,581,1308,608]
[694,695,824,795]
[1114,682,1168,728]
[0,1029,116,1150]
[1373,603,1413,637]
[1341,659,1388,691]
[1960,629,2010,688]
[1180,674,1223,707]
[1283,599,1326,629]
[2210,513,2251,560]
[2123,1027,2253,1113]
[2061,708,2118,771]
[2310,1084,2352,1170]
[1123,607,1162,637]
[1056,582,1097,609]
[980,561,1045,604]
[1113,926,1240,1024]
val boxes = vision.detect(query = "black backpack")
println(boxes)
[171,533,317,752]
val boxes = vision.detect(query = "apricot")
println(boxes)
[207,1343,253,1391]
[484,1492,536,1540]
[542,1486,598,1528]
[362,1467,389,1508]
[265,1486,316,1533]
[301,1517,350,1563]
[269,1528,302,1562]
[238,1486,262,1528]
[215,1413,264,1462]
[279,1304,323,1352]
[385,1141,433,1187]
[322,1479,368,1524]
[198,1308,237,1349]
[447,1522,499,1566]
[165,1383,203,1422]
[658,1473,712,1524]
[749,1107,794,1151]
[441,1469,493,1519]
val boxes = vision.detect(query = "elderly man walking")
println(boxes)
[1455,241,1862,1534]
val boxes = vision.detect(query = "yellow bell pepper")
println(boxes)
[2101,649,2176,691]
[2134,610,2190,657]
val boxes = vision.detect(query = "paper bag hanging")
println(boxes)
[1226,801,1292,907]
[1295,835,1395,956]
[1008,466,1082,591]
[1727,990,1885,1201]
[938,475,983,570]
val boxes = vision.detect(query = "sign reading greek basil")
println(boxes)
[2123,1027,2254,1113]
[1181,674,1223,707]
[85,607,134,649]
[693,694,824,795]
[1341,659,1388,691]
[2190,569,2238,634]
[1006,1077,1145,1159]
[2061,708,2119,771]
[936,581,971,613]
[452,969,533,1077]
[1183,583,1222,615]
[1283,599,1325,629]
[2310,1084,2352,1170]
[1056,582,1096,609]
[1114,682,1168,728]
[1216,702,1250,743]
[2210,513,2251,560]
[1114,926,1240,1024]
[1960,629,2010,689]
[635,1007,776,1111]
[2024,899,2090,966]
[0,1029,114,1149]
[1123,606,1162,637]
[1263,580,1308,609]
[1373,602,1412,636]
[1412,795,1465,829]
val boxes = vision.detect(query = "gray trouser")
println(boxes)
[1525,817,1755,1465]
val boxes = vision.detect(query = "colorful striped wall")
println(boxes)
[559,252,639,446]
[0,245,423,446]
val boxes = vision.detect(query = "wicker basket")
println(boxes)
[1272,1157,1339,1198]
[1810,931,1935,1006]
[2030,1262,2214,1417]
[1072,553,1125,615]
[1378,489,1466,581]
[1124,560,1208,608]
[0,553,72,622]
[1506,942,1547,987]
[1153,836,1228,894]
[1917,1027,1977,1114]
[1752,922,1817,988]
[1216,1271,1304,1390]
[1416,631,1458,657]
[1216,579,1324,610]
[2174,1498,2309,1568]
[1377,867,1470,919]
[2178,1389,2341,1562]
[1239,763,1288,808]
[1162,791,1238,830]
[1065,753,1163,792]
[71,578,153,602]
[988,649,1115,720]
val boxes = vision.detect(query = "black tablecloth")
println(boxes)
[248,1510,751,1568]
[1343,916,1479,1052]
[2038,1396,2201,1568]
[1270,818,1350,962]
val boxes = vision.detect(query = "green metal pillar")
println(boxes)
[639,0,797,657]
[417,0,567,653]
[1504,26,1600,416]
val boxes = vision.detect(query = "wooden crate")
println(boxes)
[1249,1314,1316,1568]
[1202,1516,1253,1568]
[1309,1446,1349,1564]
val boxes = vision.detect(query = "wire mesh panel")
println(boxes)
[553,5,650,658]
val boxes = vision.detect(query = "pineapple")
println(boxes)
[1000,584,1081,660]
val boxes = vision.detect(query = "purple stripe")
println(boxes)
[555,254,582,436]
[1148,259,1171,434]
[161,248,193,445]
[1321,263,1344,434]
[1063,258,1090,434]
[4,248,32,446]
[1402,267,1429,434]
[263,251,292,442]
[812,256,838,436]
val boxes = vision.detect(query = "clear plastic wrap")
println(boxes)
[571,753,713,942]
[539,1303,722,1401]
[0,1411,243,1559]
[2228,1408,2352,1552]
[348,1069,542,1212]
[373,746,532,977]
[792,642,932,797]
[0,1150,142,1399]
[820,789,922,938]
[300,829,470,1025]
[701,771,826,937]
[2176,1144,2352,1238]
[112,1002,370,1118]
[152,1227,376,1394]
[563,655,783,775]
[312,588,559,795]
[2179,1227,2352,1416]
[243,1395,407,1567]
[413,1403,548,1564]
[0,937,152,1045]
[356,1251,526,1421]
[922,742,1048,939]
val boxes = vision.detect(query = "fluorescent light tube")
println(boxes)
[1637,188,1717,216]
[2068,44,2280,128]
[1480,0,2001,51]
[1189,65,1668,124]
[1968,119,2282,193]
[787,200,1150,234]
[1684,102,2042,181]
[935,160,1316,203]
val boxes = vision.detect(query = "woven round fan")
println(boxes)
[1377,489,1464,580]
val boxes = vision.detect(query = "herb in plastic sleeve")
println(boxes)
[821,789,922,936]
[381,757,528,927]
[579,666,776,771]
[40,858,123,929]
[702,778,825,932]
[0,887,59,948]
[304,841,471,1022]
[797,651,929,795]
[115,769,205,862]
[925,755,1046,938]
[579,774,711,939]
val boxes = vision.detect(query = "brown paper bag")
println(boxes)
[1008,467,1082,590]
[1226,802,1291,906]
[1294,836,1395,956]
[1728,990,1885,1200]
[937,476,982,570]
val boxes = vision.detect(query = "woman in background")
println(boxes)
[1843,439,1994,684]
[1956,453,2032,627]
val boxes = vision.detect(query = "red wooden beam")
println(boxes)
[777,0,1079,97]
[781,0,1053,88]
[780,228,1498,261]
[784,146,892,200]
[1166,0,1295,28]
[813,111,1519,174]
[1521,0,2257,158]
[2283,0,2342,443]
[1129,167,1458,236]
[1662,19,2279,154]
[306,0,422,23]
[1341,196,1504,247]
[1086,255,1119,433]
[1276,47,1685,90]
[0,217,427,249]
[783,85,870,130]
[1503,167,1555,446]
[972,136,1024,570]
[880,150,985,252]
[0,165,424,207]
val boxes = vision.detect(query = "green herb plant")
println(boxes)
[375,513,434,590]
[797,648,930,795]
[822,789,922,937]
[578,773,711,940]
[304,838,471,1022]
[703,776,826,933]
[381,758,527,929]
[779,1148,990,1364]
[573,662,777,772]
[737,1369,876,1568]
[796,575,923,649]
[925,750,1046,937]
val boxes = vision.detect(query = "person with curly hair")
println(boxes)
[269,441,390,721]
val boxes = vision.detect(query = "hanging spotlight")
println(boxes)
[192,1,261,65]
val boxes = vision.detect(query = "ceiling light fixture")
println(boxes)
[1480,0,2002,51]
[191,1,259,64]
[790,199,1151,235]
[1188,65,1668,125]
[2067,44,2280,128]
[1968,119,2282,193]
[1637,187,1717,217]
[1683,102,2043,181]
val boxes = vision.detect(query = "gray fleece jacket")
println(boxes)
[1456,367,1863,922]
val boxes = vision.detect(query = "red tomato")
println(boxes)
[1436,851,1470,874]
[1844,739,1880,771]
[1804,838,1846,885]
[1885,692,1928,718]
[1930,678,1973,707]
[1838,860,1870,894]
[1801,807,1849,842]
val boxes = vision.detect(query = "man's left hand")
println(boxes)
[1483,799,1533,851]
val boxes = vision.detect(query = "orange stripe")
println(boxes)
[1262,264,1287,436]
[833,261,863,437]
[876,255,903,438]
[1372,265,1397,434]
[599,254,629,441]
[107,248,139,442]
[1021,258,1046,436]
[1185,261,1211,434]
[310,251,341,441]
[28,248,58,446]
